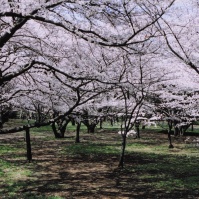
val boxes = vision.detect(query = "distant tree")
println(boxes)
[152,81,199,147]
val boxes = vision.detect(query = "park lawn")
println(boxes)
[0,126,199,199]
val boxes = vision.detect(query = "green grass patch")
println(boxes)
[130,152,199,191]
[0,145,18,155]
[64,142,120,155]
[31,125,53,133]
[0,158,32,198]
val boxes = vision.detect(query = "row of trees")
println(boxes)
[1,0,199,167]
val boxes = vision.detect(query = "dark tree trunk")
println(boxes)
[110,118,113,126]
[135,122,140,138]
[136,126,140,138]
[71,118,76,126]
[118,134,126,168]
[59,119,70,138]
[51,118,70,138]
[191,123,194,131]
[59,123,67,138]
[52,122,62,138]
[25,128,32,162]
[181,125,189,136]
[75,122,81,143]
[87,124,96,133]
[174,121,178,136]
[99,118,103,129]
[174,127,178,137]
[168,121,174,148]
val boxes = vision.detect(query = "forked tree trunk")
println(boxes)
[87,124,96,133]
[52,122,62,138]
[75,122,81,143]
[25,128,32,162]
[118,134,127,168]
[59,119,70,138]
[60,124,67,138]
[52,119,70,138]
[85,123,97,133]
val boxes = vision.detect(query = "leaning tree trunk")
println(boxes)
[118,134,127,168]
[25,128,32,162]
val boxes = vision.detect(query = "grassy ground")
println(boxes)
[0,121,199,198]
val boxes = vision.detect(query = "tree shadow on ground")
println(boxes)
[1,130,199,199]
[2,153,199,199]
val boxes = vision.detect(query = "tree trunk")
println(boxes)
[173,121,179,136]
[110,118,113,126]
[168,121,173,148]
[136,126,140,138]
[52,122,62,138]
[87,124,96,133]
[75,122,81,143]
[135,122,140,138]
[142,125,145,129]
[71,118,76,126]
[174,127,179,136]
[181,125,189,136]
[60,123,67,138]
[25,128,32,162]
[118,134,126,168]
[99,118,103,129]
[59,119,70,138]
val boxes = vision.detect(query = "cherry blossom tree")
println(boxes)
[0,0,175,130]
[150,66,199,148]
[157,0,199,76]
[97,43,168,168]
[0,0,178,162]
